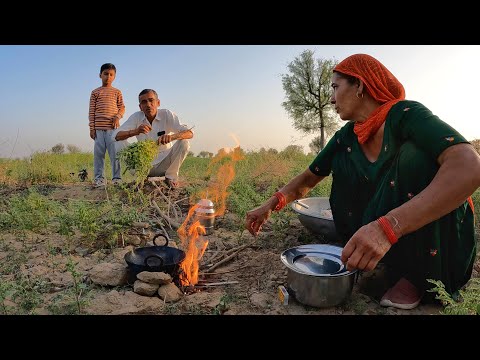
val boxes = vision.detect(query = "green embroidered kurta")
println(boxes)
[309,100,476,295]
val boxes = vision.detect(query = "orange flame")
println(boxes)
[178,145,244,286]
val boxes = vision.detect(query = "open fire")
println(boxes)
[177,145,244,286]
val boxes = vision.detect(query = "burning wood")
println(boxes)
[176,146,244,287]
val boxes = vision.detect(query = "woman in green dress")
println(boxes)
[245,53,480,310]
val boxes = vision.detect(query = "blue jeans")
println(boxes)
[93,129,121,181]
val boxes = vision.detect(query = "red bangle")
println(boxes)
[377,216,398,245]
[273,191,286,211]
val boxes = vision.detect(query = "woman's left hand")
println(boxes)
[341,221,392,272]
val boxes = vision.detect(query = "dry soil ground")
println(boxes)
[1,183,478,316]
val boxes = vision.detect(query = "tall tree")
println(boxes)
[281,50,340,151]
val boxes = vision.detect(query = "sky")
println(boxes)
[1,45,479,159]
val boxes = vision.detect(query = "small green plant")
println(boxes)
[10,276,48,314]
[117,140,159,187]
[65,257,89,314]
[213,292,240,315]
[71,201,102,244]
[0,281,15,314]
[0,189,60,232]
[427,278,480,315]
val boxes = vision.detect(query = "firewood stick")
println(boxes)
[224,242,254,257]
[200,248,230,270]
[207,242,258,266]
[200,264,250,275]
[151,180,172,204]
[155,219,172,233]
[151,181,180,221]
[194,281,239,287]
[204,243,254,273]
[157,222,170,241]
[167,190,181,222]
[152,200,181,229]
[157,127,195,144]
[175,197,189,204]
[205,249,222,263]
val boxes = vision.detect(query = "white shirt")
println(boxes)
[113,109,191,165]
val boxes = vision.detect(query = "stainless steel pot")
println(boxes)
[280,244,357,308]
[290,197,340,243]
[194,199,215,235]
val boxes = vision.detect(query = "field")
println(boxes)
[0,148,479,315]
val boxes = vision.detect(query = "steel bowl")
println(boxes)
[291,197,339,242]
[280,244,357,307]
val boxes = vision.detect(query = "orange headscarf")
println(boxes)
[333,54,406,144]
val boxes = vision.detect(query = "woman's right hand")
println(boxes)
[90,129,96,140]
[245,200,275,236]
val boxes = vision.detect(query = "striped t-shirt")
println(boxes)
[88,86,125,131]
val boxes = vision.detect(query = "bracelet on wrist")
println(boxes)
[273,191,286,211]
[377,216,398,245]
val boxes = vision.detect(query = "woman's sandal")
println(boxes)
[379,277,423,310]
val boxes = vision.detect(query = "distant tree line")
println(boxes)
[51,143,81,154]
[51,138,480,159]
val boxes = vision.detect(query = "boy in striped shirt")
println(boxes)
[89,63,125,187]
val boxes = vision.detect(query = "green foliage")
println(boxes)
[0,188,60,231]
[269,210,296,246]
[69,201,102,243]
[65,257,89,314]
[427,278,480,315]
[58,198,142,248]
[471,188,480,232]
[1,151,93,184]
[10,275,49,314]
[280,145,305,157]
[117,139,159,186]
[0,281,15,314]
[0,247,27,276]
[281,50,341,150]
[213,292,239,315]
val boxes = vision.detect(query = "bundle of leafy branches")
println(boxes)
[117,139,159,186]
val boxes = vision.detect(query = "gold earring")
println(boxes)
[356,92,364,99]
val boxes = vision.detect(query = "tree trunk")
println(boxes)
[319,103,325,150]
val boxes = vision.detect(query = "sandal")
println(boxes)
[380,277,423,310]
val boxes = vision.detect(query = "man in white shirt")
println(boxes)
[113,89,193,188]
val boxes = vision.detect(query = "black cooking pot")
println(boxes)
[124,233,186,285]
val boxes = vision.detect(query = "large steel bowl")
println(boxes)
[291,197,339,242]
[280,244,357,307]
